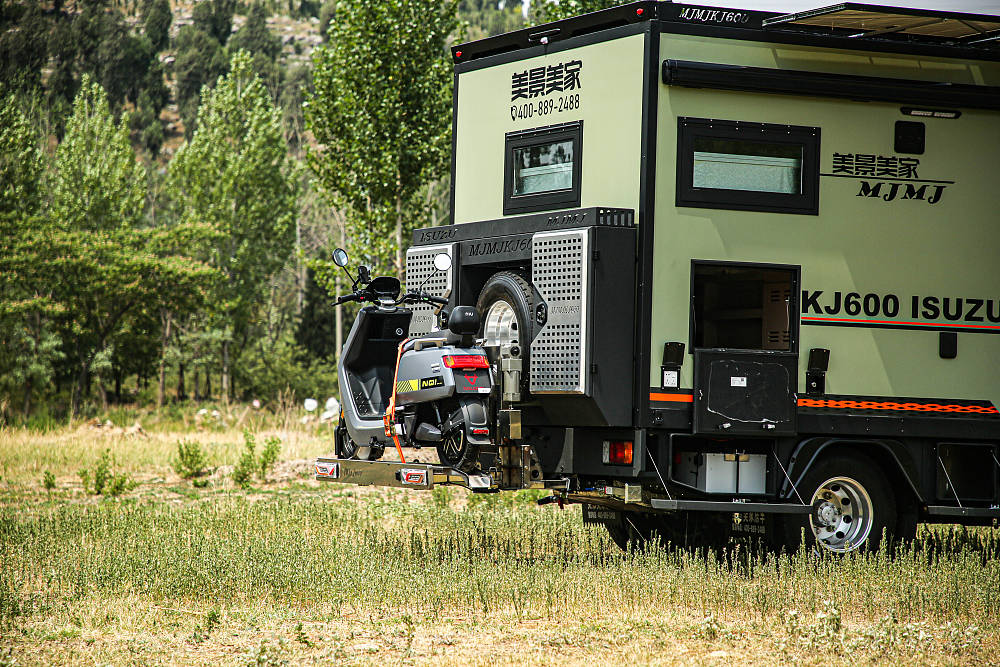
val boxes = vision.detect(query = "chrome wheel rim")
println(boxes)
[809,476,874,553]
[483,300,518,348]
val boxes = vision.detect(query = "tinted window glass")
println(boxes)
[513,140,574,196]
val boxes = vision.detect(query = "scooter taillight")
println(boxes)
[443,354,489,369]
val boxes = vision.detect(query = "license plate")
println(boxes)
[582,503,621,525]
[454,369,490,394]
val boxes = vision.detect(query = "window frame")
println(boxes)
[676,117,820,215]
[503,121,583,216]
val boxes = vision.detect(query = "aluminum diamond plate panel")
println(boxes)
[530,229,590,394]
[405,243,454,336]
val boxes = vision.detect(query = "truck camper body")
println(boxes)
[323,1,1000,552]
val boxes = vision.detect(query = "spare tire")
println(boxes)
[476,271,534,390]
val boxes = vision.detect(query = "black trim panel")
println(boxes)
[412,207,633,246]
[663,59,1000,111]
[651,498,811,514]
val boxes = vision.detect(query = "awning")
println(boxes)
[762,4,1000,49]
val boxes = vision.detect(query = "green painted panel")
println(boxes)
[653,34,1000,405]
[453,34,646,224]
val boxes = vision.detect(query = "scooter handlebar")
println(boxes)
[335,294,359,305]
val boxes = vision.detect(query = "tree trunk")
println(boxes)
[114,368,122,403]
[395,180,403,280]
[335,222,346,363]
[157,310,173,408]
[193,368,200,402]
[204,369,211,400]
[221,339,230,406]
[23,378,32,416]
[296,216,304,316]
[97,379,108,413]
[71,359,88,418]
[177,362,186,401]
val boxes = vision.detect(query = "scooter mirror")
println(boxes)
[433,253,452,272]
[332,248,349,267]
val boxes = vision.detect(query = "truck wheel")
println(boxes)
[782,453,897,554]
[436,428,480,473]
[476,271,533,383]
[335,417,383,461]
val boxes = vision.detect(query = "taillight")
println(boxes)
[603,440,633,465]
[443,354,489,369]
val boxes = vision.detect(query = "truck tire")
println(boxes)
[335,416,383,461]
[476,271,533,387]
[605,511,730,552]
[780,453,897,554]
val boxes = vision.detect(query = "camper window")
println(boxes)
[677,118,820,215]
[503,121,582,215]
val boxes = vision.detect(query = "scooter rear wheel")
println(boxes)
[335,416,384,461]
[436,428,480,473]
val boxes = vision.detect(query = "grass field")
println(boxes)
[2,416,999,665]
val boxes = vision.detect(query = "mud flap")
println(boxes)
[459,397,492,446]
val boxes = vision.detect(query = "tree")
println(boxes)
[0,2,50,97]
[531,0,625,24]
[174,25,229,138]
[230,3,281,62]
[0,96,45,218]
[143,0,172,52]
[307,0,458,278]
[49,77,214,415]
[168,50,299,403]
[192,0,237,46]
[0,97,61,416]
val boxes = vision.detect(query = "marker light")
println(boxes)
[455,50,462,58]
[901,107,961,119]
[603,440,634,465]
[636,8,644,16]
[443,354,489,369]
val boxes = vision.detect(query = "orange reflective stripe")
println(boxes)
[797,398,998,415]
[649,392,693,403]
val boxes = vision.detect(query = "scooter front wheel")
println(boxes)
[335,417,384,461]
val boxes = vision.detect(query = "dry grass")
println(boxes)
[1,422,998,665]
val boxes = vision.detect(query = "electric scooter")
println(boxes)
[331,248,493,472]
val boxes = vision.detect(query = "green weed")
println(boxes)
[172,439,208,480]
[77,449,135,496]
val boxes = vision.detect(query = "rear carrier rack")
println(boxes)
[315,458,496,491]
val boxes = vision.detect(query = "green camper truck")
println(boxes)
[321,2,1000,554]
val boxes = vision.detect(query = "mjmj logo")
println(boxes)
[826,152,952,204]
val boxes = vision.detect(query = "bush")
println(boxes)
[258,435,280,481]
[79,449,136,497]
[231,430,282,488]
[172,439,208,480]
[42,470,55,494]
[232,431,257,489]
